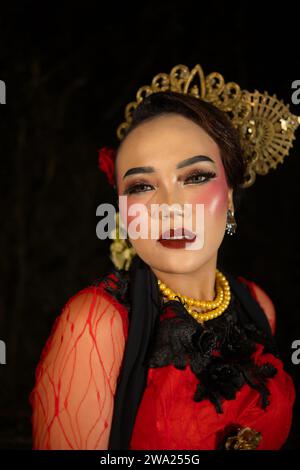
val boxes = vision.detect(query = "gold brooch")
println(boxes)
[225,426,262,450]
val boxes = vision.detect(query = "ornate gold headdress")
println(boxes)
[116,63,299,188]
[99,63,300,270]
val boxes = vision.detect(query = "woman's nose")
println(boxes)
[149,185,185,221]
[155,182,181,206]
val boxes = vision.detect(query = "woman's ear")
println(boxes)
[227,188,234,212]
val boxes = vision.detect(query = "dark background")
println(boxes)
[0,2,299,449]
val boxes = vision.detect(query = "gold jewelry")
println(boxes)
[157,269,231,324]
[225,427,262,450]
[225,209,237,235]
[116,63,300,188]
[109,212,136,270]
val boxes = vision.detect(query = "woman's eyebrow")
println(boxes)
[123,166,154,179]
[123,155,216,179]
[176,155,216,169]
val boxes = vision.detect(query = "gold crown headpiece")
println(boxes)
[116,63,300,188]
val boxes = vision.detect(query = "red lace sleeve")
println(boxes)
[29,283,129,450]
[237,276,276,335]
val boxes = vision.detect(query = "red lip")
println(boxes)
[158,227,196,249]
[158,238,196,249]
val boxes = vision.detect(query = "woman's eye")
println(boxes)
[184,171,216,185]
[124,171,216,194]
[124,183,154,195]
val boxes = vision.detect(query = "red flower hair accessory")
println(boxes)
[97,146,117,187]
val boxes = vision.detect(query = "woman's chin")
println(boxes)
[147,251,206,274]
[133,240,209,272]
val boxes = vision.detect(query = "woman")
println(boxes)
[30,76,297,450]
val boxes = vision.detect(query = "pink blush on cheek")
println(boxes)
[191,179,228,217]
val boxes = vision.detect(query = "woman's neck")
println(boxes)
[151,255,218,301]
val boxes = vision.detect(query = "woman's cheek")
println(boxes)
[121,199,150,239]
[118,195,139,230]
[190,179,228,219]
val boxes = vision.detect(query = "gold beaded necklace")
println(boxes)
[157,269,231,325]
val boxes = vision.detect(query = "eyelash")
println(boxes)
[123,170,216,195]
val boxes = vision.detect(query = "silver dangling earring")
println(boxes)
[225,209,237,235]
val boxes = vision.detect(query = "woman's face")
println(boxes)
[115,113,234,274]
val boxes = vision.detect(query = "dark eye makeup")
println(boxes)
[123,169,216,195]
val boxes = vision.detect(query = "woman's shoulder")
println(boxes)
[236,275,276,335]
[93,268,130,339]
[66,268,130,340]
[37,269,130,368]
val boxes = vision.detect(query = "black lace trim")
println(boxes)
[92,265,131,310]
[144,290,279,414]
